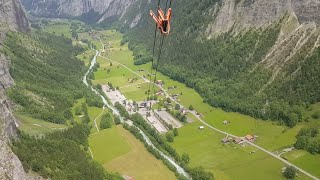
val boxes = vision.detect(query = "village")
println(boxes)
[102,81,259,149]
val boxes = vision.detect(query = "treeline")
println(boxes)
[12,124,123,180]
[125,113,214,180]
[4,31,102,124]
[294,127,320,154]
[121,0,320,127]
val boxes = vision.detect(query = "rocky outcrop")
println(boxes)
[0,0,30,32]
[205,0,320,37]
[0,0,31,179]
[22,0,137,24]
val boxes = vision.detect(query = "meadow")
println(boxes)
[15,113,67,136]
[89,125,176,180]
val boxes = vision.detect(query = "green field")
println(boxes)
[282,150,320,178]
[15,113,67,136]
[89,125,176,180]
[42,20,73,38]
[171,121,309,180]
[83,29,318,179]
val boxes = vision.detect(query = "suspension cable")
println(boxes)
[147,0,161,100]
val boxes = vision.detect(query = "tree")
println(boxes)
[181,153,190,165]
[188,166,214,180]
[175,104,180,110]
[114,116,121,125]
[63,109,73,119]
[83,114,90,123]
[110,62,113,66]
[173,128,179,136]
[283,166,297,179]
[82,103,88,114]
[166,97,172,103]
[96,84,102,91]
[189,105,194,111]
[75,106,82,115]
[100,113,113,129]
[107,69,111,74]
[166,132,174,143]
[307,139,320,154]
[294,136,309,149]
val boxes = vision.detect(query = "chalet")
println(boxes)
[245,135,255,142]
[234,137,244,144]
[180,108,188,115]
[222,137,232,144]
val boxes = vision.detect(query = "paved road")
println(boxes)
[99,41,319,180]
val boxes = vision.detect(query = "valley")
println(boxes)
[73,23,319,179]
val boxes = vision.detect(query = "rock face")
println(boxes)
[0,0,30,32]
[0,0,30,179]
[205,0,320,37]
[21,0,137,23]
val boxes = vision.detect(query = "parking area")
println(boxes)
[146,113,168,134]
[102,85,126,105]
[155,111,183,128]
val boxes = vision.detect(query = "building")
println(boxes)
[221,137,229,144]
[245,134,255,142]
[180,108,188,115]
[199,126,204,130]
[223,120,230,125]
[234,137,244,144]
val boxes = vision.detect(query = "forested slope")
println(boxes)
[118,0,320,127]
[2,29,121,179]
[3,31,102,124]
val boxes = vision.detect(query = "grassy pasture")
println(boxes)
[89,125,176,180]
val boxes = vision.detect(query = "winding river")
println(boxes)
[82,49,190,179]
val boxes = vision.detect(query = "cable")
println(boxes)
[147,0,161,100]
[150,35,165,98]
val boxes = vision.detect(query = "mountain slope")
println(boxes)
[21,0,137,24]
[0,0,31,179]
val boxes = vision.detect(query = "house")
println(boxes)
[180,108,188,115]
[221,137,230,144]
[223,120,230,125]
[234,137,244,144]
[199,126,204,130]
[156,80,164,85]
[128,78,133,83]
[245,134,255,142]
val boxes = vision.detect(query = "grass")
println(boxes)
[171,121,310,180]
[89,125,176,180]
[42,20,72,38]
[15,113,67,136]
[282,150,320,178]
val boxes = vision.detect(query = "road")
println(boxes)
[98,40,319,180]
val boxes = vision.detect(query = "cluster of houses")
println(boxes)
[221,134,257,145]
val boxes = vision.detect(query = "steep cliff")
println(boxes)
[21,0,137,24]
[0,0,31,179]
